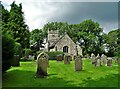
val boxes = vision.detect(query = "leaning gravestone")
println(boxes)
[35,52,49,78]
[107,57,112,66]
[64,54,70,64]
[95,54,101,67]
[101,54,107,66]
[74,55,82,71]
[91,53,96,64]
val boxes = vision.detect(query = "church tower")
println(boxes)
[48,30,59,42]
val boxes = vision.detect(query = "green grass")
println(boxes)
[2,59,119,87]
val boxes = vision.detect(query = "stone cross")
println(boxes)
[35,52,49,78]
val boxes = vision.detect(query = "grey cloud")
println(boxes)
[47,2,118,32]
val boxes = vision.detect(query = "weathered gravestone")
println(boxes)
[56,54,63,61]
[91,53,96,64]
[107,57,112,66]
[101,54,107,66]
[74,55,82,71]
[35,52,49,78]
[64,54,70,64]
[95,54,101,67]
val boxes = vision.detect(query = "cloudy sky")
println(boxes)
[1,0,119,33]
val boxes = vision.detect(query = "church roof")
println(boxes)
[48,34,76,48]
[48,36,63,48]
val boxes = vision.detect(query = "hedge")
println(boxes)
[36,51,64,60]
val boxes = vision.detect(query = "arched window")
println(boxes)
[63,46,68,53]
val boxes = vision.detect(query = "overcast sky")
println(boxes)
[1,0,119,33]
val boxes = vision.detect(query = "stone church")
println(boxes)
[44,30,82,57]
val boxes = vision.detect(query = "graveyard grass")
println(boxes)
[3,59,118,87]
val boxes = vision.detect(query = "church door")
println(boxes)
[63,46,68,53]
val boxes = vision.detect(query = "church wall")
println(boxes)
[55,34,78,56]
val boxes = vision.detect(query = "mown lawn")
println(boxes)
[2,59,119,87]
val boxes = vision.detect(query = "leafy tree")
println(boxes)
[30,29,44,51]
[8,1,30,49]
[104,29,120,57]
[77,19,104,55]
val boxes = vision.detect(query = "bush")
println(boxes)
[46,51,64,60]
[2,33,15,72]
[35,51,64,60]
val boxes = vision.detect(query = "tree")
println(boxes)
[104,29,120,57]
[8,1,30,49]
[1,4,12,35]
[77,19,104,55]
[30,29,44,51]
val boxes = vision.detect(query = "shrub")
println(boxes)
[46,51,64,60]
[35,51,64,60]
[2,33,15,72]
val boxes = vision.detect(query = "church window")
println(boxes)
[63,46,68,53]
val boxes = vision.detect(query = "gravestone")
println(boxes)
[107,57,112,66]
[56,54,63,61]
[96,59,101,67]
[74,55,82,71]
[35,52,49,78]
[68,55,72,61]
[91,53,96,64]
[95,54,101,67]
[101,54,107,66]
[64,54,70,64]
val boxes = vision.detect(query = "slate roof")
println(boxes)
[48,34,75,48]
